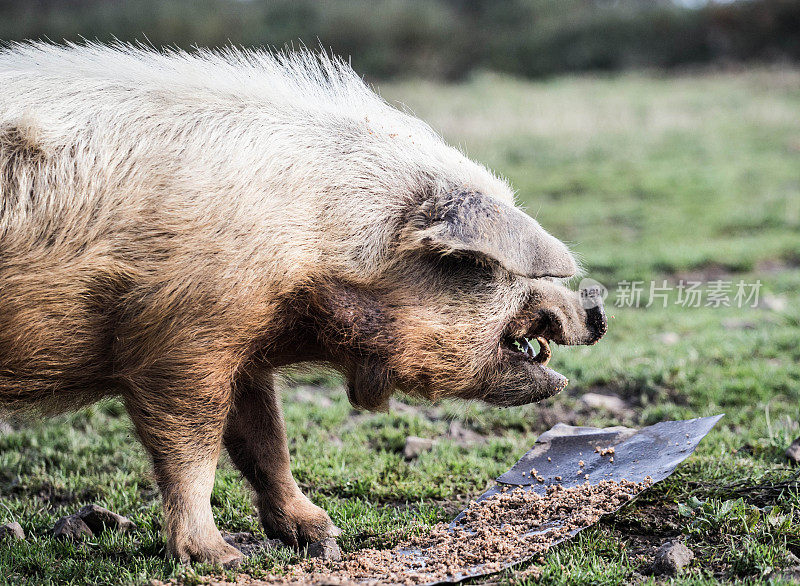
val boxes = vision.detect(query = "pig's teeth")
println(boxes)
[534,337,552,366]
[520,338,536,357]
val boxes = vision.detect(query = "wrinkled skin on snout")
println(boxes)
[310,189,608,411]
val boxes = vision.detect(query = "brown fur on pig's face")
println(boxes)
[309,189,607,411]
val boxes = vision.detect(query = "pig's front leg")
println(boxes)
[124,377,243,567]
[224,369,340,548]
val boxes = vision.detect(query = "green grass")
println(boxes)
[2,68,800,584]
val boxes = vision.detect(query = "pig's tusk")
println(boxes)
[535,337,552,366]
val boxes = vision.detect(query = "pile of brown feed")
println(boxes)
[179,478,651,586]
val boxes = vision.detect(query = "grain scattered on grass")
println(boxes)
[183,479,651,586]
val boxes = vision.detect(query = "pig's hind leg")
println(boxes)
[223,369,341,548]
[124,376,244,566]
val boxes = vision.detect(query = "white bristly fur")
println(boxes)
[0,42,514,280]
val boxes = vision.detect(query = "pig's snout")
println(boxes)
[580,286,608,345]
[519,286,608,348]
[488,284,608,407]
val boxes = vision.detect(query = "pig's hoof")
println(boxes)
[260,497,341,548]
[220,547,246,569]
[171,538,245,567]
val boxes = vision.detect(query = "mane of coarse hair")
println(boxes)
[0,41,392,119]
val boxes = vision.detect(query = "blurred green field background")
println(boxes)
[1,66,799,584]
[2,0,800,80]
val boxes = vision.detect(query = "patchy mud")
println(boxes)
[161,479,648,586]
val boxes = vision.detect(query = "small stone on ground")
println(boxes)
[579,393,629,416]
[721,318,756,330]
[447,420,485,446]
[759,294,787,312]
[77,504,137,534]
[292,386,334,408]
[652,541,694,574]
[389,398,444,421]
[403,436,435,459]
[656,332,680,345]
[306,537,342,561]
[0,521,25,540]
[52,515,93,540]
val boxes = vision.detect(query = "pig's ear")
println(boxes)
[403,190,578,278]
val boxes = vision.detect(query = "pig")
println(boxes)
[0,43,607,565]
